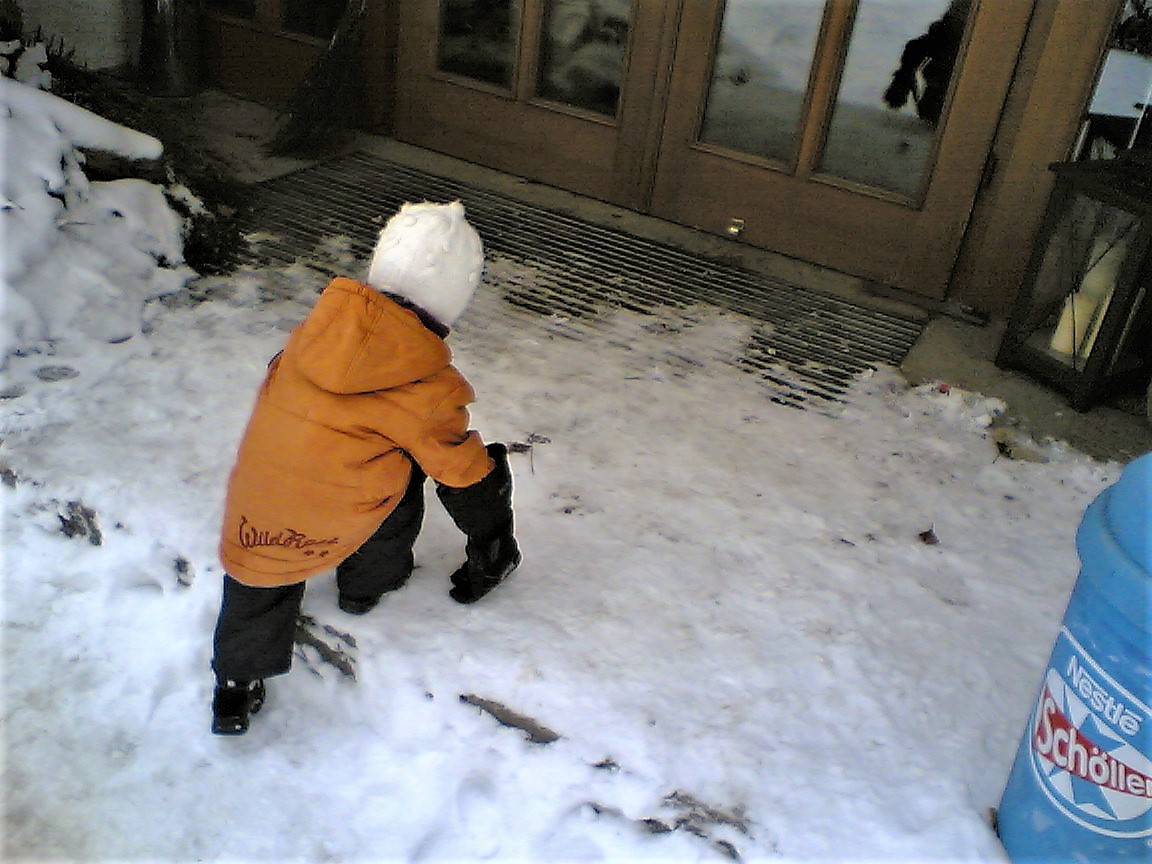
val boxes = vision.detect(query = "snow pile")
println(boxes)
[0,76,193,360]
[0,39,52,89]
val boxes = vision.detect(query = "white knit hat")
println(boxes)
[366,201,484,328]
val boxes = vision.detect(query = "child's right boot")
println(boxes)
[212,678,266,735]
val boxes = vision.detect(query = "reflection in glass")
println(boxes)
[537,0,632,116]
[820,0,970,197]
[282,0,347,39]
[699,0,826,164]
[438,0,522,88]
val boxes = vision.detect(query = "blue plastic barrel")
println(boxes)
[998,452,1152,861]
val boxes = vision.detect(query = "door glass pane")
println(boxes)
[537,0,632,116]
[438,0,523,88]
[282,0,347,39]
[820,0,971,197]
[699,0,827,164]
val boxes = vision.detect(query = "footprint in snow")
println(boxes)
[409,769,502,862]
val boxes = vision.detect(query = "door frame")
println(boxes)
[950,0,1124,315]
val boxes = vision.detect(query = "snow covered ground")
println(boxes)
[0,76,1129,862]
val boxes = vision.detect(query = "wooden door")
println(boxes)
[202,0,348,105]
[393,0,1037,298]
[393,0,677,209]
[649,0,1037,298]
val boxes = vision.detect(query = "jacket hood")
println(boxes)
[289,278,452,394]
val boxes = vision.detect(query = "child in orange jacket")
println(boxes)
[211,201,521,735]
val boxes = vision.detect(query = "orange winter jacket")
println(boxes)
[219,277,492,587]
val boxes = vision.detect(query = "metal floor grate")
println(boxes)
[237,152,926,409]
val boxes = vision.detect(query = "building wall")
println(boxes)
[21,0,141,70]
[951,0,1121,316]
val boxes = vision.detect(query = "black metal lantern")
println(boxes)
[996,154,1152,411]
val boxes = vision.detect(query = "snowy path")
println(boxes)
[2,268,1115,862]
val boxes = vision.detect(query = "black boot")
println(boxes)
[337,595,379,615]
[449,530,521,604]
[437,443,522,604]
[212,679,266,736]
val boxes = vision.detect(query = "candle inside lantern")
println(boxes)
[1049,235,1125,359]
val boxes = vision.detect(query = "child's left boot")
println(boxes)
[436,442,521,603]
[212,678,266,735]
[449,529,521,603]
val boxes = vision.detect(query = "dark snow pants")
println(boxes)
[211,466,426,682]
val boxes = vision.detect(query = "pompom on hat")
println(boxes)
[366,201,484,329]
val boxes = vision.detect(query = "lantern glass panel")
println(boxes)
[1017,191,1142,372]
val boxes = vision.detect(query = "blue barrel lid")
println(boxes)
[1105,450,1152,572]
